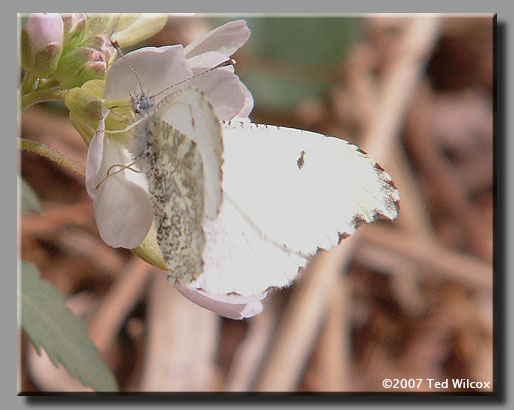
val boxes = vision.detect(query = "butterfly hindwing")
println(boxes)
[137,117,206,284]
[156,87,223,219]
[131,88,224,284]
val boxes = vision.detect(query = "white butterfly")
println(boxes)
[90,40,399,307]
[128,84,399,295]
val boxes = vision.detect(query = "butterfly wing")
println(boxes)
[220,122,400,256]
[156,87,223,219]
[189,195,307,295]
[141,119,206,284]
[186,122,399,296]
[135,88,223,284]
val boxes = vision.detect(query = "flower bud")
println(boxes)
[66,80,106,145]
[53,46,108,89]
[61,13,88,53]
[69,111,97,146]
[66,81,105,121]
[21,13,64,77]
[66,79,134,145]
[89,34,117,65]
[111,14,168,48]
[53,29,118,89]
[82,14,120,44]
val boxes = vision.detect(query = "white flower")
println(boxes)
[86,21,268,319]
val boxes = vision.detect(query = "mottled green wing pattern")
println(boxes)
[131,87,222,284]
[142,118,206,284]
[156,88,223,219]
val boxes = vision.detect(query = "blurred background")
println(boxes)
[19,14,494,392]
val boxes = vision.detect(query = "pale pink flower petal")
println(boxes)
[186,51,254,119]
[190,68,248,120]
[105,45,251,121]
[233,81,254,119]
[93,173,154,249]
[104,45,192,103]
[187,51,235,73]
[85,123,106,201]
[86,117,154,249]
[184,20,250,59]
[175,285,266,320]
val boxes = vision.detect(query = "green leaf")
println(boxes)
[19,177,41,213]
[19,261,118,392]
[209,17,362,115]
[242,17,361,65]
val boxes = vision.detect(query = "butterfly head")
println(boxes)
[130,90,155,118]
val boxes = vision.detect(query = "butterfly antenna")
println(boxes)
[150,58,236,99]
[111,39,145,94]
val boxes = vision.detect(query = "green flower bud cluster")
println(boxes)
[53,17,119,90]
[20,13,168,110]
[65,79,135,147]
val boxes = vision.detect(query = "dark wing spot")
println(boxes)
[297,150,306,169]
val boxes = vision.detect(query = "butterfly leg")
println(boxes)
[85,105,148,138]
[103,116,147,135]
[94,162,139,190]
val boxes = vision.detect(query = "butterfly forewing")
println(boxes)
[221,122,400,256]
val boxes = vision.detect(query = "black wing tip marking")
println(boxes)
[338,232,351,243]
[345,144,401,226]
[222,121,401,222]
[354,145,399,191]
[352,214,368,230]
[336,204,400,245]
[367,154,401,220]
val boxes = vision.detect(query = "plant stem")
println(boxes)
[21,87,68,111]
[18,137,85,179]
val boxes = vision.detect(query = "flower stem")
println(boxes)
[21,87,68,111]
[18,137,85,179]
